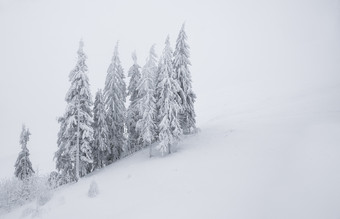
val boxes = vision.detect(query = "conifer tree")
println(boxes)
[135,45,158,154]
[156,36,182,155]
[144,45,158,89]
[126,52,142,153]
[14,125,35,180]
[127,52,141,104]
[93,89,110,169]
[153,50,163,142]
[173,24,197,134]
[55,116,74,183]
[55,40,94,182]
[103,42,126,162]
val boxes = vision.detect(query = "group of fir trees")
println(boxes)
[52,24,196,183]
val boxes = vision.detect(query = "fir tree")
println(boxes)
[153,49,163,142]
[156,36,182,156]
[126,52,142,154]
[14,125,35,180]
[173,24,197,134]
[144,45,158,90]
[127,51,141,104]
[103,42,126,162]
[55,116,74,183]
[93,89,110,169]
[135,45,158,155]
[55,40,94,182]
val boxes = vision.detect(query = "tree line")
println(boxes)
[14,24,196,186]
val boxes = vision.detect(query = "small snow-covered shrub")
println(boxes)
[48,171,75,188]
[88,180,99,198]
[57,173,75,187]
[0,174,53,214]
[0,177,23,213]
[48,171,59,189]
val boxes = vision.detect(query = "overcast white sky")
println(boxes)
[0,0,339,177]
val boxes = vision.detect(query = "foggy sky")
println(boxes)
[0,0,339,177]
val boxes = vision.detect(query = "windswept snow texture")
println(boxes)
[1,0,340,218]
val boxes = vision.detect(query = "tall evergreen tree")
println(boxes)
[103,42,126,162]
[156,36,182,155]
[144,45,158,89]
[14,125,35,180]
[135,45,158,155]
[126,52,142,154]
[173,24,197,134]
[92,89,110,169]
[55,116,74,183]
[55,40,94,182]
[153,49,163,142]
[127,52,141,104]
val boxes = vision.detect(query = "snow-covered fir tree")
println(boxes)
[92,89,110,169]
[126,52,142,154]
[103,42,127,162]
[156,36,183,155]
[55,40,94,182]
[127,52,141,104]
[55,116,74,183]
[144,45,158,91]
[153,47,165,142]
[135,45,158,154]
[173,24,197,134]
[14,125,35,180]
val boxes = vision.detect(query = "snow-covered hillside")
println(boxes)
[3,81,340,219]
[1,0,340,218]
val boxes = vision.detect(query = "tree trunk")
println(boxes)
[75,99,80,181]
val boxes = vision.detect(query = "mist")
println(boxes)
[0,0,339,177]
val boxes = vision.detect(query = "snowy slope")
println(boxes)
[3,82,340,219]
